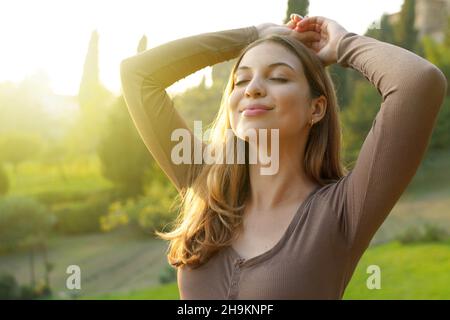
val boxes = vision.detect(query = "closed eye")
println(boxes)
[234,78,288,86]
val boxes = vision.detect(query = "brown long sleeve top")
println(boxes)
[120,26,447,299]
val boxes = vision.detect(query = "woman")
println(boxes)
[120,15,447,299]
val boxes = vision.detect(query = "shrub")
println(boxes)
[52,192,112,235]
[0,163,9,196]
[105,180,179,236]
[422,223,449,242]
[396,223,449,244]
[0,195,55,251]
[158,264,177,284]
[0,273,20,299]
[19,284,36,300]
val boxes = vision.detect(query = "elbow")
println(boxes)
[120,57,142,94]
[423,64,448,102]
[120,58,133,79]
[408,64,448,112]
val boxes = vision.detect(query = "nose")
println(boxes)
[245,77,266,98]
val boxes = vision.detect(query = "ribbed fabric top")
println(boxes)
[120,26,447,299]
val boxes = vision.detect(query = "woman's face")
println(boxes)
[228,41,313,142]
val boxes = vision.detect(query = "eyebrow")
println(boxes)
[236,62,296,72]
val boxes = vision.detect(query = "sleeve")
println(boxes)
[120,26,259,193]
[334,32,448,257]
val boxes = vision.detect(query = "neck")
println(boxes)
[246,134,319,211]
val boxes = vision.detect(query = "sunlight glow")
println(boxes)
[0,0,403,99]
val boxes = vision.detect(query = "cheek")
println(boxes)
[275,90,311,132]
[278,91,306,116]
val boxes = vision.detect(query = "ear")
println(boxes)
[310,95,327,122]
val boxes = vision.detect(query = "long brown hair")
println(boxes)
[156,34,348,269]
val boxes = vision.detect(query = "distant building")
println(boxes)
[388,0,450,43]
[415,0,450,42]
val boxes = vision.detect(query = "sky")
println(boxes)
[0,0,404,97]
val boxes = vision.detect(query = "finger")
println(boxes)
[293,31,321,42]
[286,20,296,29]
[290,13,303,22]
[298,16,326,28]
[295,23,320,33]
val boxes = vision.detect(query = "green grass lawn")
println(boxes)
[343,240,450,299]
[5,156,113,197]
[83,240,450,300]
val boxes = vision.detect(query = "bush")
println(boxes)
[19,284,36,300]
[396,223,449,244]
[33,189,115,208]
[158,264,177,284]
[0,196,55,251]
[0,273,20,299]
[52,192,113,235]
[137,203,177,236]
[430,97,450,150]
[97,180,179,236]
[422,223,449,242]
[34,281,52,299]
[0,163,9,196]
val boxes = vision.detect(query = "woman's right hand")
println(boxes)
[294,16,349,66]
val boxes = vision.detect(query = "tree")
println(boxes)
[97,96,153,198]
[0,196,55,290]
[0,163,9,196]
[283,0,309,23]
[420,17,450,150]
[364,14,396,44]
[76,30,115,155]
[341,80,381,166]
[0,132,43,175]
[394,0,418,51]
[98,34,154,198]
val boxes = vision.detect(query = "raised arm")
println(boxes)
[119,26,259,193]
[337,31,447,255]
[297,16,447,258]
[119,22,321,193]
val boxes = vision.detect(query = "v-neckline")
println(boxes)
[229,185,322,267]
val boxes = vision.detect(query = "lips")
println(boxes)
[239,104,274,113]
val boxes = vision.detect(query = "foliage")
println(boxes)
[100,199,131,232]
[283,0,309,23]
[0,132,44,171]
[0,73,59,142]
[172,77,221,129]
[0,163,9,196]
[51,192,112,235]
[158,264,177,284]
[341,80,381,165]
[421,33,450,95]
[0,272,51,300]
[0,273,20,299]
[0,195,55,250]
[364,14,396,45]
[97,96,153,198]
[429,98,450,150]
[76,30,115,155]
[396,223,449,244]
[99,177,179,236]
[393,0,418,51]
